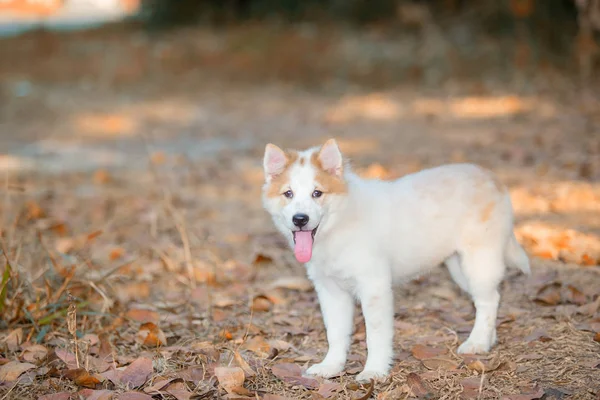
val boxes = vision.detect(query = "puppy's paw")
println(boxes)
[457,338,491,355]
[305,362,344,378]
[355,368,388,383]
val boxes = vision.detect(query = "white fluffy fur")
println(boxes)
[262,140,530,383]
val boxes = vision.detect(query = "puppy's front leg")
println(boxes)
[305,278,355,378]
[356,274,394,383]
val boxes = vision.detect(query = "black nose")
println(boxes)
[292,213,309,227]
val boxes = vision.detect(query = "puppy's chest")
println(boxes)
[309,249,362,286]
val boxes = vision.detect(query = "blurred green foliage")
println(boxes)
[140,0,579,27]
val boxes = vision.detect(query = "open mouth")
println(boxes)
[292,227,318,263]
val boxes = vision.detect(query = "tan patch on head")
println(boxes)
[299,157,305,166]
[310,152,347,195]
[480,201,496,222]
[265,150,298,198]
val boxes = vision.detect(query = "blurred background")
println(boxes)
[0,1,600,399]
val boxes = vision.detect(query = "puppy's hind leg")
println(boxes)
[457,248,505,354]
[445,254,469,293]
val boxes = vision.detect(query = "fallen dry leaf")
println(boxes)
[251,295,273,312]
[411,344,446,360]
[63,368,102,388]
[524,330,552,343]
[252,253,274,265]
[406,372,432,398]
[465,354,504,373]
[271,362,319,389]
[21,344,49,362]
[3,328,23,352]
[460,376,486,399]
[120,357,153,388]
[564,285,588,305]
[144,378,177,394]
[500,385,545,400]
[176,366,208,386]
[214,366,245,394]
[268,276,313,292]
[55,349,78,369]
[93,169,111,184]
[318,382,342,398]
[271,363,301,378]
[109,247,125,261]
[213,294,238,308]
[0,361,36,382]
[534,282,562,306]
[243,335,272,358]
[126,309,160,324]
[38,394,71,400]
[118,392,154,400]
[421,357,459,371]
[576,296,600,316]
[26,200,45,219]
[594,332,600,343]
[352,379,375,400]
[78,389,112,400]
[135,322,167,347]
[233,351,256,377]
[165,381,194,400]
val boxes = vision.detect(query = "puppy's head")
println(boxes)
[262,139,347,263]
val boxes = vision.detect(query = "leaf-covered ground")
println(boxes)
[0,23,599,400]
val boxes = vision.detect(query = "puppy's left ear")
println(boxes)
[318,138,343,177]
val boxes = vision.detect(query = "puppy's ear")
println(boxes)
[318,139,343,177]
[264,143,288,181]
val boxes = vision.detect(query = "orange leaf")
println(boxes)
[109,247,125,261]
[93,169,111,184]
[251,296,272,312]
[582,254,597,266]
[26,201,45,219]
[136,322,166,347]
[533,250,555,260]
[252,253,273,265]
[63,368,101,388]
[219,329,233,341]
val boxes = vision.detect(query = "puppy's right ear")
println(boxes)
[263,144,287,181]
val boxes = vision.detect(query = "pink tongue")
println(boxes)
[294,231,314,263]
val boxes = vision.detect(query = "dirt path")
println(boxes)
[0,24,599,400]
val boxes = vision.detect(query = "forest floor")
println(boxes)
[0,21,599,400]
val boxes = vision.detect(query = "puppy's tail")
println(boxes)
[505,233,531,275]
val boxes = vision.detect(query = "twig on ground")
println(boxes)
[67,292,80,369]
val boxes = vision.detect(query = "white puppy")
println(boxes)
[262,139,530,383]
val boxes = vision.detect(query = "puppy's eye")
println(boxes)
[283,190,294,199]
[312,190,323,198]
